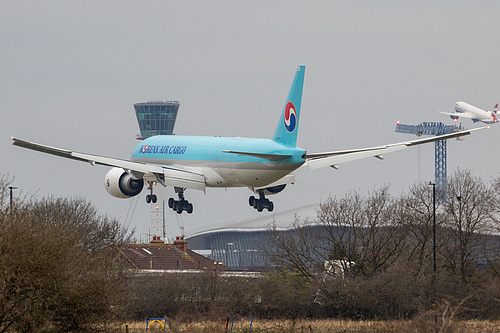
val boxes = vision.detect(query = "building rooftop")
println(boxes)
[119,236,229,271]
[134,100,180,105]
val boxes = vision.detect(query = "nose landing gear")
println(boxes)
[249,190,274,212]
[168,187,193,214]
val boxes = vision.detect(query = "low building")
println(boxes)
[119,236,229,273]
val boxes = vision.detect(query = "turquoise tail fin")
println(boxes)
[273,65,305,147]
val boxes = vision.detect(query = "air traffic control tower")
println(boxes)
[134,101,180,139]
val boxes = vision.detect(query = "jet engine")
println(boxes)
[253,184,286,196]
[104,167,144,198]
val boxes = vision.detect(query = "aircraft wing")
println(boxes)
[11,137,206,191]
[305,127,488,170]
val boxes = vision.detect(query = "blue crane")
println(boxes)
[395,122,463,201]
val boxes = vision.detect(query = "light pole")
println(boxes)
[429,181,437,326]
[429,182,436,273]
[8,186,17,212]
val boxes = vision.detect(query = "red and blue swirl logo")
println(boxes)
[284,101,297,133]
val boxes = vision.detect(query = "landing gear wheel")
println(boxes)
[146,195,151,203]
[168,188,194,214]
[249,191,274,212]
[151,194,157,203]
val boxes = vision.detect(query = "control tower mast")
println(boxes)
[133,100,180,242]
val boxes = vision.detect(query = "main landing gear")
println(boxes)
[168,188,193,214]
[145,181,157,203]
[249,190,274,212]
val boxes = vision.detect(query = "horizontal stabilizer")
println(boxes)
[437,110,477,120]
[436,110,457,116]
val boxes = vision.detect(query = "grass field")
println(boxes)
[121,318,500,332]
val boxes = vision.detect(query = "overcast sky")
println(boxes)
[2,1,499,240]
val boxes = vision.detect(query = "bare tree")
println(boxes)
[0,192,129,331]
[358,186,408,276]
[484,175,500,278]
[317,190,365,271]
[0,173,14,211]
[264,186,409,278]
[492,175,500,231]
[398,182,446,273]
[318,186,407,277]
[263,217,326,278]
[28,196,134,252]
[441,169,495,282]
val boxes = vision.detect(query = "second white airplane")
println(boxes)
[438,101,498,124]
[12,66,489,214]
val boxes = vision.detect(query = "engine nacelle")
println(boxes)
[104,167,144,199]
[253,184,286,196]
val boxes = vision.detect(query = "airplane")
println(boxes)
[12,65,489,214]
[437,101,498,124]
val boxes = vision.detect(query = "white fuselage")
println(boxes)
[454,101,498,124]
[130,135,307,189]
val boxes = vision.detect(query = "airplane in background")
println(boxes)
[438,101,498,124]
[12,66,489,214]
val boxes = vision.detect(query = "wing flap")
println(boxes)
[163,168,206,192]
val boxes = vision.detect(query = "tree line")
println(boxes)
[262,168,500,320]
[126,169,500,324]
[0,169,499,332]
[0,174,131,332]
